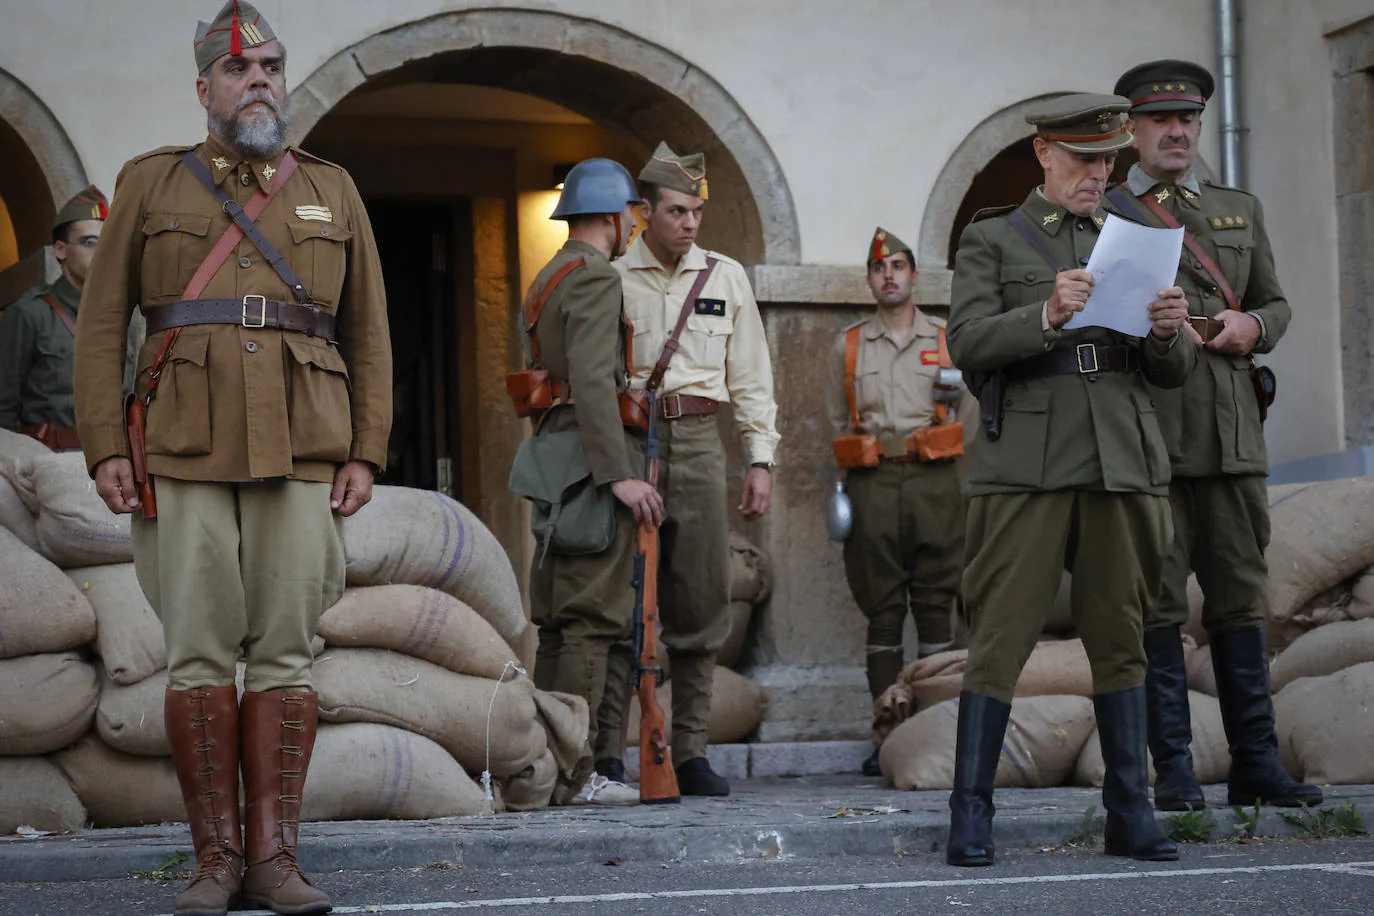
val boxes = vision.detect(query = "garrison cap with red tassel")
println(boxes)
[193,0,276,74]
[53,186,108,231]
[866,227,912,265]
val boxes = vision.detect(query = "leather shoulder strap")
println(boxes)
[1136,191,1242,312]
[647,256,719,391]
[520,257,587,362]
[843,324,862,432]
[936,326,953,369]
[1005,211,1065,273]
[40,293,77,336]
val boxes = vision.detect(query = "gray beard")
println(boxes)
[210,95,289,160]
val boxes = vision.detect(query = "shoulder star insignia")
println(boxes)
[211,156,229,170]
[1155,188,1171,203]
[1042,212,1060,227]
[263,164,276,181]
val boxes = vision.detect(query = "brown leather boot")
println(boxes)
[241,690,331,915]
[165,686,244,916]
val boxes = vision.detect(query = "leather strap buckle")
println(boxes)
[1076,343,1099,375]
[661,393,683,420]
[242,294,267,328]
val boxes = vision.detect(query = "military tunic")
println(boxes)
[825,307,973,698]
[1119,164,1292,634]
[948,189,1195,701]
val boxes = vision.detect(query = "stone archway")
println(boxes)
[287,9,800,267]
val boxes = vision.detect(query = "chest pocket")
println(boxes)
[1000,265,1056,309]
[683,312,731,370]
[141,213,212,301]
[1210,230,1253,300]
[288,220,353,308]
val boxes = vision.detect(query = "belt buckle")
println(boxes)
[1076,343,1099,374]
[242,295,268,329]
[661,393,683,420]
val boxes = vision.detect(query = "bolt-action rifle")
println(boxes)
[630,388,680,804]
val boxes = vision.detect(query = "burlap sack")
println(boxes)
[52,735,183,827]
[0,526,96,659]
[717,600,753,670]
[728,531,773,605]
[1073,691,1230,787]
[0,461,40,552]
[1182,575,1208,648]
[65,563,165,684]
[96,669,168,756]
[1270,618,1374,693]
[304,722,488,820]
[342,486,525,646]
[8,451,133,567]
[880,695,1096,790]
[1187,644,1217,697]
[624,667,770,746]
[0,757,87,833]
[0,428,51,463]
[1274,661,1374,784]
[530,689,590,780]
[314,648,544,778]
[317,585,520,680]
[0,652,97,755]
[498,748,558,811]
[1047,571,1074,635]
[1350,567,1374,610]
[1264,478,1374,648]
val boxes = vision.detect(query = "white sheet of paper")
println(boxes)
[1063,214,1183,338]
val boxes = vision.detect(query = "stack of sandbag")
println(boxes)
[1073,691,1231,787]
[0,429,46,552]
[722,531,773,669]
[2,450,133,567]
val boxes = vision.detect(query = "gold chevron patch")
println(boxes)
[241,22,266,45]
[295,206,334,222]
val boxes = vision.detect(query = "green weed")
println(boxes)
[1166,807,1218,843]
[1281,801,1367,839]
[129,851,189,885]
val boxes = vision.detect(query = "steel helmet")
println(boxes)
[550,158,640,220]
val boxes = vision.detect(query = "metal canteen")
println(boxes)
[935,368,964,403]
[826,480,854,543]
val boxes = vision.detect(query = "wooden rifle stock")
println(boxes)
[632,389,680,804]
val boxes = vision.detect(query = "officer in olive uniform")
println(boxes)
[74,5,392,914]
[1113,60,1320,812]
[946,94,1195,867]
[827,227,974,776]
[0,187,110,448]
[518,158,663,807]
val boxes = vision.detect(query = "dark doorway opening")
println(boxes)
[367,197,474,497]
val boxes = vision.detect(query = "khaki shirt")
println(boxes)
[615,240,779,466]
[74,135,393,483]
[825,307,977,456]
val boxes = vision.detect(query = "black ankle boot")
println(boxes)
[676,757,729,796]
[946,692,1011,867]
[1095,686,1179,862]
[595,757,627,784]
[1144,626,1205,811]
[862,747,882,777]
[1211,626,1323,808]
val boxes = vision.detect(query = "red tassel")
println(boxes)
[229,0,242,56]
[98,201,108,220]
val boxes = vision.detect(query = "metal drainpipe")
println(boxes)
[1216,0,1245,187]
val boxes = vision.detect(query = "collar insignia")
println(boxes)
[1093,216,1105,228]
[1155,188,1171,204]
[1042,212,1060,227]
[1181,188,1198,200]
[262,163,276,182]
[211,156,230,171]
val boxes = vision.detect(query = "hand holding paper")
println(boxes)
[1064,214,1184,338]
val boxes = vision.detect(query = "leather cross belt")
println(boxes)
[144,296,336,341]
[657,393,719,420]
[1005,343,1140,382]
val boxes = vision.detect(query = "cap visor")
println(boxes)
[1055,132,1135,154]
[1131,100,1206,113]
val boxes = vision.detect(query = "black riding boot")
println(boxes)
[1211,626,1323,807]
[1144,626,1205,811]
[946,692,1010,867]
[1095,686,1179,861]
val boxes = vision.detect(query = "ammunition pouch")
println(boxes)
[506,370,561,418]
[908,421,965,462]
[833,434,883,469]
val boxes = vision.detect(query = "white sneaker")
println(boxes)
[569,771,640,806]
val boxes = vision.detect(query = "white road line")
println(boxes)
[146,859,1374,914]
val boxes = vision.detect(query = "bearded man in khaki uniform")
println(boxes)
[827,227,974,776]
[73,4,392,913]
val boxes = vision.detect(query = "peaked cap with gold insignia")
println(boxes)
[53,185,108,231]
[1026,93,1134,154]
[194,1,277,74]
[638,142,708,200]
[1115,60,1214,113]
[867,227,912,265]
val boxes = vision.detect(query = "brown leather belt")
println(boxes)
[20,424,80,450]
[144,296,336,341]
[658,393,719,420]
[1005,343,1140,383]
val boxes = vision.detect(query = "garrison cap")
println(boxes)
[1115,59,1214,113]
[867,227,912,265]
[53,185,107,231]
[1026,93,1134,153]
[638,142,708,200]
[194,1,277,74]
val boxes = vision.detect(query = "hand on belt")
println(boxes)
[657,393,719,420]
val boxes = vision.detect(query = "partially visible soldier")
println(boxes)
[826,227,974,777]
[74,3,392,914]
[514,158,664,807]
[945,94,1194,867]
[0,187,107,447]
[1112,60,1320,811]
[601,143,780,797]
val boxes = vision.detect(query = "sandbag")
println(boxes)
[0,652,98,755]
[881,695,1096,790]
[317,585,520,680]
[1073,691,1230,787]
[1275,661,1374,784]
[1187,644,1217,697]
[1350,566,1374,611]
[530,689,590,780]
[8,451,132,567]
[314,648,544,778]
[498,748,558,812]
[1264,478,1374,648]
[342,486,525,646]
[1046,571,1075,635]
[52,735,183,827]
[624,667,770,746]
[0,428,51,463]
[1182,575,1207,648]
[65,563,165,684]
[0,463,40,552]
[1270,618,1374,693]
[728,531,773,605]
[0,757,87,833]
[717,600,753,670]
[304,723,489,820]
[0,526,96,659]
[96,669,168,756]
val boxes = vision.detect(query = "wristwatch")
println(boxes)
[750,462,773,472]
